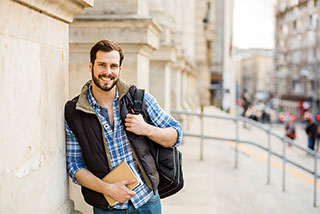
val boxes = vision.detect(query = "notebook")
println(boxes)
[102,160,143,206]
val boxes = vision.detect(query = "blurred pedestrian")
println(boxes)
[241,89,251,117]
[305,117,317,151]
[261,109,270,123]
[316,118,320,152]
[285,120,296,147]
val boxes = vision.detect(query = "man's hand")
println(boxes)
[75,169,136,204]
[124,113,148,136]
[124,112,178,148]
[105,179,137,203]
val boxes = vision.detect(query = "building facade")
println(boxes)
[275,0,320,119]
[235,49,274,103]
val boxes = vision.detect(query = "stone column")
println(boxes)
[171,60,184,110]
[147,0,176,112]
[150,46,176,112]
[0,0,93,213]
[195,0,211,106]
[69,0,161,98]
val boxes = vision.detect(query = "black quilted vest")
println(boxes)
[64,81,159,209]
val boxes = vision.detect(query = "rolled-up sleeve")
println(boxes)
[144,92,183,147]
[65,121,87,184]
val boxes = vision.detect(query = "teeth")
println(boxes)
[101,77,111,81]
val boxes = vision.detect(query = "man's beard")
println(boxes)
[92,68,118,92]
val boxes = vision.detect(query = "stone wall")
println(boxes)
[0,0,92,213]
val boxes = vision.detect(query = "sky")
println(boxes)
[233,0,277,49]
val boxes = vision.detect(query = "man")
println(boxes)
[65,40,182,213]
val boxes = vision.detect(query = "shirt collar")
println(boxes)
[87,83,119,110]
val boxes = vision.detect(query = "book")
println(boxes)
[102,160,143,206]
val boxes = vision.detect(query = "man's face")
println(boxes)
[90,50,122,92]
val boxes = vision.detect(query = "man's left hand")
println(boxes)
[124,113,148,136]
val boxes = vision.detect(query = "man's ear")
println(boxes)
[89,62,93,73]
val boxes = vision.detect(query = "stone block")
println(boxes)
[1,153,69,213]
[70,20,161,50]
[69,45,92,98]
[12,0,93,23]
[150,61,171,111]
[150,45,177,62]
[79,0,149,17]
[0,0,69,49]
[117,45,151,90]
[0,36,42,184]
[39,45,69,154]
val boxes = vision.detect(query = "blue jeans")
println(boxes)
[308,136,315,150]
[93,193,161,214]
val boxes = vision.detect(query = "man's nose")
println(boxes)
[102,66,112,74]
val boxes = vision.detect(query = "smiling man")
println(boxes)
[64,40,182,214]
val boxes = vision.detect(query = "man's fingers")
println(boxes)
[126,113,135,119]
[121,180,136,197]
[123,179,136,185]
[129,191,136,196]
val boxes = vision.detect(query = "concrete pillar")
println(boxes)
[171,61,184,110]
[147,0,176,112]
[195,0,211,106]
[181,70,189,109]
[69,0,161,98]
[150,46,176,112]
[0,0,93,213]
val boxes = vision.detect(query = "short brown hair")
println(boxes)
[90,40,124,66]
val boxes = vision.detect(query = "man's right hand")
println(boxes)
[75,169,137,204]
[104,179,137,203]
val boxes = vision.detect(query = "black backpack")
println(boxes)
[133,89,184,199]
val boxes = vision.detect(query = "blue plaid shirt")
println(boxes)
[65,84,182,209]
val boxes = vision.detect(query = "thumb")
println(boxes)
[123,179,136,185]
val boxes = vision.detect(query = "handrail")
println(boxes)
[171,109,319,207]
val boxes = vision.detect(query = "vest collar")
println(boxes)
[75,78,131,114]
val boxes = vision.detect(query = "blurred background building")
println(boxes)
[210,0,235,113]
[234,48,274,103]
[275,0,320,120]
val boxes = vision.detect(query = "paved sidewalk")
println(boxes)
[162,106,320,214]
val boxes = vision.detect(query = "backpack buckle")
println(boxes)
[133,100,143,114]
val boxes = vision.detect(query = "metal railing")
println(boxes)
[171,108,320,207]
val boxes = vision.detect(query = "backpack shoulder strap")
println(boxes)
[133,88,145,114]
